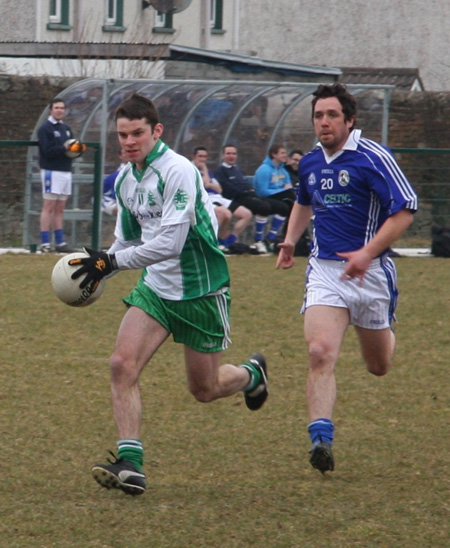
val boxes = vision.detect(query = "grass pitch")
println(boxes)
[0,253,448,548]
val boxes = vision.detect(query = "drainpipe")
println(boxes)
[73,0,85,41]
[36,0,41,41]
[200,0,210,50]
[233,0,240,51]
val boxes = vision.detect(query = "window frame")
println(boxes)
[47,0,71,30]
[103,0,126,32]
[210,0,224,34]
[152,11,175,34]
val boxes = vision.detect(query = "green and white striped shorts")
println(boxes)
[124,278,231,353]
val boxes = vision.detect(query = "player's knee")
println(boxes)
[110,352,139,384]
[367,359,391,376]
[308,341,337,371]
[190,385,216,403]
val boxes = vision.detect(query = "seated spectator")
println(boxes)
[102,149,129,216]
[285,149,304,187]
[191,146,252,253]
[214,144,290,253]
[254,144,296,206]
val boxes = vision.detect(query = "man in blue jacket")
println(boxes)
[254,144,296,206]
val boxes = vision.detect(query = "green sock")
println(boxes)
[240,362,262,392]
[117,439,144,471]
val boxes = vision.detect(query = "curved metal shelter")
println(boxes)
[24,78,394,248]
[31,77,394,173]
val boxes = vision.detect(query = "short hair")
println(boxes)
[268,144,285,158]
[311,84,357,127]
[222,143,237,152]
[115,93,159,127]
[289,149,304,157]
[192,146,208,156]
[49,97,65,108]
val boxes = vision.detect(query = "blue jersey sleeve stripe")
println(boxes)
[359,138,418,211]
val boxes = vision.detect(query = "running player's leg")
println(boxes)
[184,348,251,402]
[110,306,169,439]
[304,305,349,421]
[354,326,395,376]
[92,306,169,495]
[304,304,349,473]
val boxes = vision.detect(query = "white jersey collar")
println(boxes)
[318,129,362,163]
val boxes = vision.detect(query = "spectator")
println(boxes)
[191,146,252,253]
[37,97,75,253]
[214,144,290,254]
[254,145,310,255]
[253,143,296,206]
[102,149,129,216]
[285,149,304,187]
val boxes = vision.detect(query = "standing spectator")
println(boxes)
[69,94,268,496]
[276,84,417,474]
[37,98,75,253]
[214,144,290,254]
[285,149,304,187]
[191,146,252,253]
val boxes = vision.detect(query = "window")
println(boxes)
[48,0,71,30]
[103,0,126,32]
[153,11,175,34]
[210,0,224,33]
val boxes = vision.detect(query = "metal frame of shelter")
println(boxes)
[24,78,394,249]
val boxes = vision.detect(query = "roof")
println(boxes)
[0,41,341,79]
[339,67,424,91]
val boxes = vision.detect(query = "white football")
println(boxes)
[64,138,86,159]
[51,252,105,307]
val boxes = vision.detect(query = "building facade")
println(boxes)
[0,1,449,89]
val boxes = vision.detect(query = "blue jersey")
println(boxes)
[297,130,418,260]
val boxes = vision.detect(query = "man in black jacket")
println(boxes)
[214,144,290,253]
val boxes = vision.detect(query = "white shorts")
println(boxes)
[41,169,72,198]
[301,256,398,329]
[208,193,231,209]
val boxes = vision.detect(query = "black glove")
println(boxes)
[69,248,118,289]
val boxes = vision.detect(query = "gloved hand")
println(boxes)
[69,248,118,289]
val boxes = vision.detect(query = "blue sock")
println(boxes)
[308,418,335,445]
[267,214,286,241]
[41,231,50,245]
[254,216,268,242]
[223,234,237,247]
[54,229,65,245]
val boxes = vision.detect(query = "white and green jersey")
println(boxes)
[110,141,230,301]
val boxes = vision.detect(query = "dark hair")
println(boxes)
[268,144,285,158]
[115,93,159,127]
[49,97,65,108]
[289,149,304,157]
[311,84,357,128]
[222,143,237,152]
[192,146,208,156]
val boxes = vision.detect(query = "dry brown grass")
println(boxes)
[0,253,448,547]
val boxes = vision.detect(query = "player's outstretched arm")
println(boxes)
[276,203,312,270]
